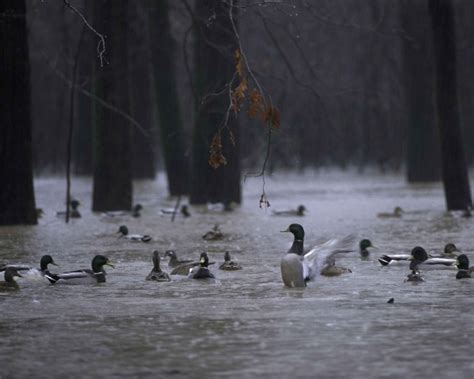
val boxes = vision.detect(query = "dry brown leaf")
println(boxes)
[208,132,227,169]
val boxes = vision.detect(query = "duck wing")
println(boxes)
[303,234,356,280]
[45,269,99,284]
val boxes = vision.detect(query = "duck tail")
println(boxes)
[378,255,392,266]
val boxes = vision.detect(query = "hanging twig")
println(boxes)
[171,195,182,223]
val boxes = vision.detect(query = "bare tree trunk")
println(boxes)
[401,0,441,182]
[0,0,37,225]
[148,0,188,195]
[429,0,472,210]
[92,0,132,212]
[190,0,241,205]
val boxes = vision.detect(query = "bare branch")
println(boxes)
[63,0,107,66]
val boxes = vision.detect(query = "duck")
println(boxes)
[219,251,242,271]
[117,225,152,242]
[0,267,23,291]
[164,250,193,268]
[146,251,171,281]
[1,255,58,277]
[320,255,352,276]
[455,254,472,279]
[441,243,460,258]
[359,239,376,258]
[405,247,427,283]
[378,247,456,267]
[103,204,143,218]
[272,205,306,217]
[202,224,223,241]
[45,255,114,284]
[280,223,354,288]
[160,205,191,218]
[56,199,81,218]
[188,252,215,279]
[377,206,403,218]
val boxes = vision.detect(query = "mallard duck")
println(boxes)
[442,243,460,258]
[280,224,354,288]
[45,255,114,284]
[1,255,58,277]
[0,268,22,291]
[160,205,191,218]
[359,239,376,258]
[320,255,352,276]
[378,246,456,267]
[117,225,152,242]
[188,252,215,279]
[202,224,223,241]
[146,251,171,281]
[404,247,427,283]
[455,254,472,279]
[377,206,403,218]
[219,251,242,271]
[164,250,193,268]
[56,199,81,218]
[272,205,306,217]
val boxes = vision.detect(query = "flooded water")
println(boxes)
[1,171,473,378]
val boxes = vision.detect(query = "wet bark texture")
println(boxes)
[92,0,132,212]
[148,0,188,195]
[190,0,241,205]
[401,0,441,183]
[0,0,37,225]
[429,0,472,210]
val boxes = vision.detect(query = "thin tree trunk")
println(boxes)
[429,0,472,210]
[0,0,37,225]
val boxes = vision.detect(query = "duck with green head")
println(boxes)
[280,224,354,288]
[0,268,23,291]
[117,225,152,242]
[45,255,114,284]
[188,252,215,279]
[405,247,428,283]
[1,255,58,278]
[455,254,472,279]
[359,239,376,258]
[146,251,171,282]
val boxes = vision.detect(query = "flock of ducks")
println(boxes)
[3,204,472,291]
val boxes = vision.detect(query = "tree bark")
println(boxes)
[148,0,188,195]
[429,0,472,210]
[190,0,241,205]
[401,0,441,182]
[0,0,37,225]
[92,0,132,212]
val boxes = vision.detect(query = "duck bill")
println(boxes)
[51,261,58,266]
[106,261,115,269]
[200,257,206,264]
[280,227,290,233]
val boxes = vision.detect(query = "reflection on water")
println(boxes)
[1,172,474,378]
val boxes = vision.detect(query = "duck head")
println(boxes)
[444,243,460,256]
[40,255,57,271]
[118,225,128,236]
[281,224,305,241]
[181,205,191,217]
[297,205,306,215]
[164,250,176,259]
[409,246,428,267]
[456,254,470,270]
[394,207,404,216]
[359,239,375,251]
[224,251,231,262]
[200,252,210,267]
[91,255,115,273]
[4,267,22,283]
[70,199,80,210]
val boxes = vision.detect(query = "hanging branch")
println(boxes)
[63,0,107,66]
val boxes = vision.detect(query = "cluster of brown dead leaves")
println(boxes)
[209,49,280,169]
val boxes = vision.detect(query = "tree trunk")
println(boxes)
[429,0,472,210]
[190,0,241,205]
[128,2,156,179]
[0,0,37,225]
[148,0,188,195]
[92,0,132,212]
[401,0,441,182]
